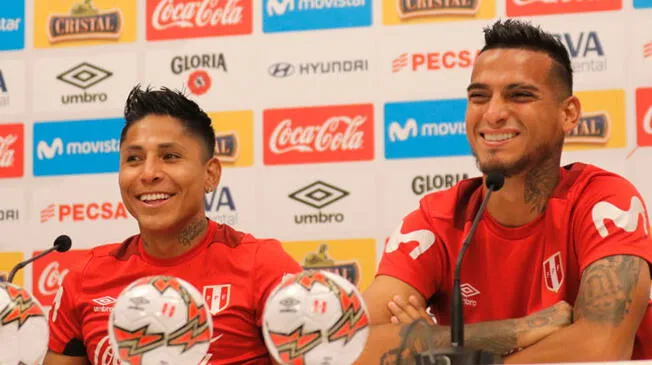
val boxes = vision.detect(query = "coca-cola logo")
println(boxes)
[269,116,366,154]
[147,0,252,40]
[0,134,17,168]
[644,106,652,135]
[506,0,621,16]
[94,336,120,365]
[38,261,69,296]
[263,104,374,165]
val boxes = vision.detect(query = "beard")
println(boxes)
[473,134,564,178]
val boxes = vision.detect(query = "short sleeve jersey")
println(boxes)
[377,163,652,360]
[48,219,303,365]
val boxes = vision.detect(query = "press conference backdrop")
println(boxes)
[0,0,651,314]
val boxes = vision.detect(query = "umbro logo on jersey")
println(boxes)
[461,283,480,307]
[92,296,117,312]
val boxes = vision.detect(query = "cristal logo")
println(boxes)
[269,116,366,154]
[152,0,244,30]
[38,261,69,297]
[37,138,64,160]
[0,134,17,167]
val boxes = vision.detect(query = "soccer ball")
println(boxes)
[262,270,370,365]
[0,282,49,365]
[108,275,213,365]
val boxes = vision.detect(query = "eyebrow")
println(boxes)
[466,83,540,92]
[122,143,184,151]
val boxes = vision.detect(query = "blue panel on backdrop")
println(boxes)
[0,0,25,51]
[634,0,652,8]
[384,99,472,160]
[263,0,372,33]
[33,118,125,176]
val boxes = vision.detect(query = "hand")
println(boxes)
[387,295,436,325]
[516,301,573,349]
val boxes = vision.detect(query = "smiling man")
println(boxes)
[356,19,652,364]
[43,85,301,365]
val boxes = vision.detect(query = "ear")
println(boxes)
[204,156,221,193]
[560,95,581,134]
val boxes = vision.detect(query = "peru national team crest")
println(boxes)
[203,284,230,315]
[543,252,564,293]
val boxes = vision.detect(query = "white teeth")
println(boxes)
[139,193,171,202]
[484,133,516,142]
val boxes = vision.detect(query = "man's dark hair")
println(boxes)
[121,85,215,160]
[480,19,573,97]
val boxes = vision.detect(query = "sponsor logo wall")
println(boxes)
[0,1,649,301]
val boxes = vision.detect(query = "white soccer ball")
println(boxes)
[262,270,370,365]
[108,275,213,365]
[0,281,49,365]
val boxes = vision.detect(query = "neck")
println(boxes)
[486,157,560,227]
[140,217,209,259]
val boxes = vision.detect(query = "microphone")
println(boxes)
[8,235,72,284]
[414,172,505,365]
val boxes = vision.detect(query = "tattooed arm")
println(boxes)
[505,255,651,363]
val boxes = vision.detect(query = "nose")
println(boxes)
[482,95,509,127]
[140,156,163,184]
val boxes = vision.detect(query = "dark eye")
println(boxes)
[512,92,534,98]
[125,155,140,162]
[163,153,179,160]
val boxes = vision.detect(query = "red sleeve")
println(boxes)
[253,239,303,327]
[47,267,84,355]
[376,199,447,301]
[573,174,652,274]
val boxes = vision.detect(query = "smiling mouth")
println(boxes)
[480,132,519,143]
[137,193,175,204]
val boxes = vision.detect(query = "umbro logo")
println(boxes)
[57,62,112,90]
[460,283,480,307]
[92,296,117,312]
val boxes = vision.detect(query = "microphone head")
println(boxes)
[54,235,72,252]
[485,172,505,191]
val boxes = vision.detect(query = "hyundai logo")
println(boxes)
[268,62,295,78]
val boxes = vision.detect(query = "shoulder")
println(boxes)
[561,163,645,207]
[418,175,484,226]
[66,236,139,281]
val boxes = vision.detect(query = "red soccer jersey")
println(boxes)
[48,219,302,365]
[377,163,652,359]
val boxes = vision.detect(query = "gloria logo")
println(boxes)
[0,123,24,179]
[263,103,374,165]
[0,253,23,286]
[34,0,136,48]
[634,0,652,8]
[383,0,495,25]
[636,88,652,148]
[268,58,369,78]
[412,173,470,195]
[263,0,371,33]
[147,0,252,40]
[563,89,625,151]
[33,118,124,176]
[289,181,349,224]
[392,50,479,73]
[170,53,227,96]
[204,186,238,226]
[56,62,113,105]
[208,110,253,167]
[281,239,376,291]
[552,31,606,73]
[40,201,128,223]
[384,99,471,159]
[31,249,90,306]
[0,0,24,51]
[506,0,621,16]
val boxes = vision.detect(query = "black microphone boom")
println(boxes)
[7,235,72,283]
[416,172,505,365]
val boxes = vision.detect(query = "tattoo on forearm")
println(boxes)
[177,218,207,247]
[524,155,559,214]
[574,255,642,325]
[465,319,519,355]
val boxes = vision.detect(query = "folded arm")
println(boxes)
[505,254,651,363]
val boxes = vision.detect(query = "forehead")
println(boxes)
[123,114,191,143]
[470,48,554,88]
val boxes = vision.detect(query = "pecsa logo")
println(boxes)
[46,0,123,44]
[170,53,227,96]
[0,123,24,179]
[263,104,374,166]
[397,0,480,17]
[40,202,129,223]
[553,31,607,73]
[147,0,252,40]
[636,88,652,148]
[506,0,621,16]
[392,50,479,73]
[32,249,89,306]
